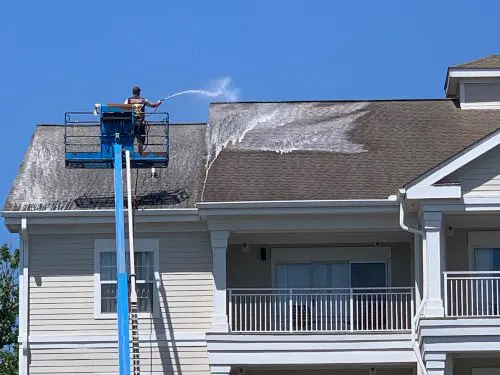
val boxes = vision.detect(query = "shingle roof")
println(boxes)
[4,124,207,211]
[201,100,500,202]
[5,100,500,211]
[451,54,500,69]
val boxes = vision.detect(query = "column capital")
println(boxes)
[423,211,443,230]
[211,365,231,375]
[210,230,230,249]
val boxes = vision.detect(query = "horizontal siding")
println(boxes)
[441,146,500,197]
[30,346,210,375]
[29,232,213,335]
[464,82,500,104]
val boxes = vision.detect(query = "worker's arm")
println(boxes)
[145,99,163,108]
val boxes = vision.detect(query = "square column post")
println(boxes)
[423,211,445,317]
[211,230,230,332]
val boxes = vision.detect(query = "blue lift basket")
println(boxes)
[64,103,169,169]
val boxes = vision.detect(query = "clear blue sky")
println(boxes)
[1,0,499,245]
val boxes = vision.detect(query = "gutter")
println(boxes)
[1,207,199,218]
[397,189,427,375]
[197,198,397,209]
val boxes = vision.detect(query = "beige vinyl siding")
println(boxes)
[227,242,412,288]
[29,232,213,335]
[440,146,500,197]
[29,345,210,375]
[464,82,500,104]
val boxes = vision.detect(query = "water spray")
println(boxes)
[159,77,240,103]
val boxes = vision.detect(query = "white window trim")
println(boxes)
[468,231,500,270]
[94,239,160,319]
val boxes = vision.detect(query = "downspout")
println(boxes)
[398,189,427,375]
[19,218,28,375]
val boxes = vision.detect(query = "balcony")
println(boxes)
[228,287,414,333]
[444,271,500,317]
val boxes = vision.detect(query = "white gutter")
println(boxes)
[397,189,427,375]
[19,218,28,375]
[2,208,199,218]
[197,198,397,209]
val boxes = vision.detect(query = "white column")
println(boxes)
[414,233,422,307]
[211,365,231,375]
[423,211,445,317]
[211,230,230,332]
[426,353,451,375]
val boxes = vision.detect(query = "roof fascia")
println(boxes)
[445,69,500,96]
[197,199,399,217]
[2,208,200,232]
[406,129,500,198]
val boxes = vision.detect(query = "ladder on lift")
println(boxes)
[64,104,170,375]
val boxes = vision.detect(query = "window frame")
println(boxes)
[94,239,160,319]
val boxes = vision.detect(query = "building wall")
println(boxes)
[454,357,500,375]
[29,345,209,375]
[28,230,212,374]
[446,228,470,271]
[227,242,412,288]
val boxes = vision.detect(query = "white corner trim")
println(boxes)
[407,129,500,191]
[93,238,160,319]
[19,218,28,375]
[406,185,462,200]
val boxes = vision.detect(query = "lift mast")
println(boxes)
[64,104,169,374]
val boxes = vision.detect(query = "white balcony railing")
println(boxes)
[228,287,414,333]
[444,271,500,317]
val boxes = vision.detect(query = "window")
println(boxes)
[275,262,387,289]
[474,248,500,271]
[94,239,159,319]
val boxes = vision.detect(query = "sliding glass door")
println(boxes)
[276,261,387,330]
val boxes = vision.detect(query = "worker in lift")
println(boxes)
[124,86,163,155]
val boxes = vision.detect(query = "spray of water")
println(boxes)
[162,77,240,102]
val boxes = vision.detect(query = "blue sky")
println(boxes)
[1,0,499,245]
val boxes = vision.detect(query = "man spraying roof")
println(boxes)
[124,86,163,155]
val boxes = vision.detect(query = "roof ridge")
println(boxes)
[210,98,453,105]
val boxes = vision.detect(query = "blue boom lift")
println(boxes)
[64,103,170,375]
